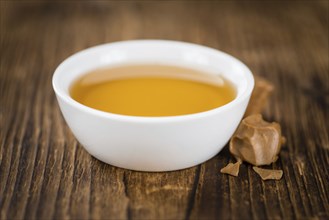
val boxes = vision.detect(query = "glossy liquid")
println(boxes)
[70,64,236,117]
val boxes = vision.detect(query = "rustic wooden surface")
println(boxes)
[1,1,328,219]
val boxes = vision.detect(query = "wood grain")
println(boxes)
[1,1,328,219]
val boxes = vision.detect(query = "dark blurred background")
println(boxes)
[2,1,328,109]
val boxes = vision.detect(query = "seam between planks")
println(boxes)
[184,165,201,220]
[122,171,132,220]
[247,167,255,220]
[0,104,31,217]
[276,157,296,219]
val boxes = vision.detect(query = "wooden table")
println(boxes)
[1,1,328,219]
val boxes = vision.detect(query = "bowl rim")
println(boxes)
[52,39,254,123]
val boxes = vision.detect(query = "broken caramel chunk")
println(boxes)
[230,114,282,166]
[220,161,242,177]
[245,76,274,116]
[253,166,283,180]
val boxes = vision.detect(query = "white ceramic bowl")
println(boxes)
[52,40,254,171]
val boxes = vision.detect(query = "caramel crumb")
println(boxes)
[220,161,242,177]
[253,166,283,180]
[281,136,287,145]
[230,114,282,166]
[245,76,274,116]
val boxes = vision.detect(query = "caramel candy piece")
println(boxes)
[220,161,242,177]
[253,167,283,180]
[245,76,274,116]
[230,114,282,166]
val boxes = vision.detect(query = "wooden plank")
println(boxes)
[0,1,328,219]
[123,168,196,219]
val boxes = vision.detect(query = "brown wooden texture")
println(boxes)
[1,1,328,219]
